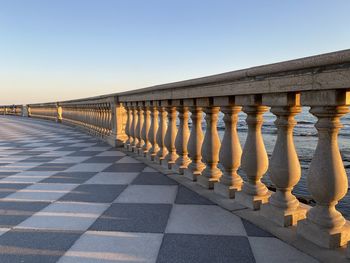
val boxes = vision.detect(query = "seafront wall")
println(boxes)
[2,49,350,257]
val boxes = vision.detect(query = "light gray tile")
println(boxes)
[166,204,246,236]
[84,172,139,185]
[116,156,142,164]
[3,183,78,202]
[114,185,178,204]
[58,231,163,263]
[50,156,91,163]
[65,163,112,172]
[16,202,109,231]
[248,237,318,263]
[96,151,126,157]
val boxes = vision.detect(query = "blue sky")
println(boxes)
[0,0,349,104]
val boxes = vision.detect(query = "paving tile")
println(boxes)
[96,151,126,157]
[1,162,41,172]
[81,146,111,152]
[242,219,274,237]
[19,156,58,163]
[17,202,109,231]
[142,167,158,172]
[58,231,163,263]
[38,151,74,157]
[40,172,98,184]
[131,172,178,185]
[115,185,178,204]
[49,156,91,163]
[103,163,146,173]
[4,183,78,202]
[0,171,57,184]
[14,151,48,156]
[0,183,32,198]
[28,163,75,171]
[56,147,86,151]
[175,185,214,205]
[165,205,246,236]
[59,184,126,203]
[67,151,99,157]
[84,172,139,185]
[64,163,113,172]
[116,156,142,163]
[0,229,83,263]
[157,234,255,263]
[0,201,50,227]
[82,156,123,163]
[89,203,172,233]
[248,237,318,263]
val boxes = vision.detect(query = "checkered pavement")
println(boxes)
[0,116,318,263]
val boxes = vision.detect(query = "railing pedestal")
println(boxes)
[297,105,350,248]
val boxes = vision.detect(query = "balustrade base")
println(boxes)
[161,159,175,170]
[235,191,271,210]
[196,175,218,189]
[183,170,199,181]
[297,219,350,249]
[214,182,241,199]
[154,156,165,165]
[106,135,124,148]
[260,203,307,227]
[146,153,155,161]
[171,164,187,175]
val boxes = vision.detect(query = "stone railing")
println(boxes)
[0,105,25,116]
[1,49,350,252]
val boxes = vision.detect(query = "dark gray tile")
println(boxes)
[12,151,48,156]
[131,172,178,185]
[175,186,214,205]
[0,201,50,227]
[67,151,99,157]
[19,157,58,163]
[0,183,32,198]
[157,234,255,263]
[0,172,17,177]
[89,203,172,233]
[59,184,126,203]
[56,147,86,151]
[28,163,75,171]
[39,172,98,184]
[82,156,123,163]
[242,218,274,237]
[0,229,82,263]
[103,163,146,172]
[0,163,10,166]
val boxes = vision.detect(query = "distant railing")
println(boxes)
[2,49,350,251]
[0,105,24,116]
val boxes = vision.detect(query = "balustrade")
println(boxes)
[3,50,350,252]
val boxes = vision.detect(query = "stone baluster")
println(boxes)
[214,97,243,198]
[197,103,222,189]
[297,90,350,248]
[136,103,144,154]
[261,93,306,226]
[125,104,133,149]
[147,102,160,161]
[141,104,152,156]
[184,104,205,181]
[235,95,270,210]
[155,104,168,164]
[131,104,139,152]
[174,104,191,174]
[163,104,178,169]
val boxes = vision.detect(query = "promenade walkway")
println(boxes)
[0,116,317,263]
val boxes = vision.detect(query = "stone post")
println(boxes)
[141,104,152,156]
[155,103,168,164]
[197,104,222,189]
[214,96,243,198]
[235,95,270,210]
[130,104,138,152]
[261,93,306,227]
[147,102,160,161]
[162,104,178,169]
[57,104,62,123]
[297,90,350,248]
[124,104,133,149]
[136,103,144,154]
[174,104,191,174]
[184,104,205,181]
[107,97,127,147]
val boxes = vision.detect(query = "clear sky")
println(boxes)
[0,0,349,104]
